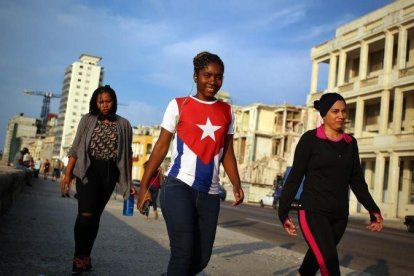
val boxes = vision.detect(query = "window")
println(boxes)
[410,161,414,204]
[239,138,246,164]
[399,160,404,191]
[383,158,390,190]
[368,49,384,73]
[272,139,280,156]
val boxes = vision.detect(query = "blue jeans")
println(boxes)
[160,176,220,276]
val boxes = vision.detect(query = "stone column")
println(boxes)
[398,26,407,69]
[350,159,373,213]
[383,31,394,85]
[354,97,364,138]
[387,152,400,218]
[392,88,403,134]
[328,54,338,90]
[401,160,411,204]
[359,41,369,80]
[373,153,385,204]
[310,60,319,93]
[379,89,390,135]
[337,50,346,86]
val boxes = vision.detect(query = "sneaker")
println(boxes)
[72,256,86,275]
[61,194,65,198]
[65,193,70,198]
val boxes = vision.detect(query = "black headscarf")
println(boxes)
[313,92,346,117]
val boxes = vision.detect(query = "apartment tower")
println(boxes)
[53,54,104,157]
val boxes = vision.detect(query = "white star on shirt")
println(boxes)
[197,118,221,141]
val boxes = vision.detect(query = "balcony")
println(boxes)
[399,65,414,78]
[338,82,354,92]
[360,76,379,88]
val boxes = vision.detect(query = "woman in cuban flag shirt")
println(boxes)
[137,51,244,276]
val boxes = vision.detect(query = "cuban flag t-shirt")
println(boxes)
[161,96,234,194]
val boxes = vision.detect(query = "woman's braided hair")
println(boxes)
[193,51,224,76]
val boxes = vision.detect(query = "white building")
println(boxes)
[53,54,104,157]
[307,0,414,219]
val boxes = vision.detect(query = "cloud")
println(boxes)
[0,0,391,150]
[251,5,307,29]
[118,100,165,126]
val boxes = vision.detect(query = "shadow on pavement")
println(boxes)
[0,177,169,276]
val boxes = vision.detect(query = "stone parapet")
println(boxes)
[0,165,25,216]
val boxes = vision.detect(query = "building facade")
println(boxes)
[230,103,307,202]
[2,113,38,165]
[53,54,104,158]
[308,0,414,219]
[131,125,162,180]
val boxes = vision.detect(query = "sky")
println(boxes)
[0,0,393,149]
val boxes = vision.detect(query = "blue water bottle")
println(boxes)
[123,194,135,216]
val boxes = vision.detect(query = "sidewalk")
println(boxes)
[0,177,373,276]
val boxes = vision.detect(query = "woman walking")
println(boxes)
[278,92,383,276]
[61,85,134,275]
[137,51,244,276]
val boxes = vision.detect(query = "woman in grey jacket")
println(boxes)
[61,85,133,275]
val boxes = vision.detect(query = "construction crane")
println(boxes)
[23,89,61,133]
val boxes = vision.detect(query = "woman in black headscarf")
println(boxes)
[278,92,383,276]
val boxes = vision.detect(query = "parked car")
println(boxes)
[259,191,278,209]
[404,215,414,232]
[274,166,304,210]
[218,184,227,201]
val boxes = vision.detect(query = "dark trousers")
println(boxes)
[298,210,348,276]
[149,186,160,210]
[74,159,119,257]
[33,169,40,178]
[160,176,220,276]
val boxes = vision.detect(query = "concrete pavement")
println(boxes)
[0,176,377,276]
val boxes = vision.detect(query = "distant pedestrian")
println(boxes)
[34,158,41,178]
[137,51,244,276]
[52,158,62,182]
[60,85,134,275]
[43,159,50,180]
[60,156,71,197]
[278,92,383,276]
[13,147,32,186]
[143,161,164,220]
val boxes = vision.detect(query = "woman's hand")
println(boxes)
[130,185,138,196]
[283,218,298,236]
[136,186,152,215]
[232,185,244,206]
[367,213,383,232]
[60,175,72,193]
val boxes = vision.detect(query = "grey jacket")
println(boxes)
[68,113,133,199]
